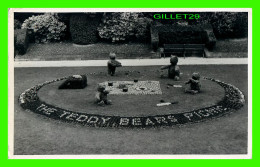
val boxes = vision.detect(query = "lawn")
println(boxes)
[206,38,248,58]
[15,42,157,60]
[37,68,225,117]
[214,38,248,53]
[14,38,248,61]
[14,65,248,155]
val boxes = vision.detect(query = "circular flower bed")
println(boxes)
[18,75,245,128]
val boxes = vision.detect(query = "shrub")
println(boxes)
[70,13,101,45]
[21,13,67,43]
[133,16,153,42]
[192,12,248,39]
[209,12,237,38]
[150,24,217,50]
[14,19,21,29]
[150,27,159,51]
[98,13,152,43]
[233,12,248,38]
[14,35,17,57]
[57,13,72,40]
[14,29,29,55]
[159,31,204,44]
[205,31,217,51]
[151,25,205,46]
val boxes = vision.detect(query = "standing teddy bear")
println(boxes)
[107,52,122,76]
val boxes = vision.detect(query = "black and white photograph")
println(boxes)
[8,8,251,159]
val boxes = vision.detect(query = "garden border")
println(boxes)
[18,74,245,128]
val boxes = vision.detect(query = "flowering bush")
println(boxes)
[98,13,152,42]
[22,13,66,43]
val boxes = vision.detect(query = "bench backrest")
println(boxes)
[184,44,205,50]
[164,44,205,52]
[164,44,184,49]
[162,44,205,57]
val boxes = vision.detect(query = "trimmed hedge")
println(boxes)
[189,12,248,39]
[205,31,217,51]
[14,35,17,57]
[150,24,217,51]
[159,31,204,44]
[150,27,159,51]
[70,14,101,45]
[14,29,29,55]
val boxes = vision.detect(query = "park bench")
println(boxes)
[162,44,206,58]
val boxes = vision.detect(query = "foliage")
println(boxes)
[98,13,152,42]
[205,31,217,51]
[57,13,72,39]
[210,12,237,38]
[150,24,217,50]
[150,28,159,51]
[233,12,248,38]
[21,13,67,43]
[14,29,29,55]
[151,25,205,45]
[14,19,22,29]
[134,17,153,42]
[192,12,248,38]
[70,13,101,45]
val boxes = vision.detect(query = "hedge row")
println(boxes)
[155,25,203,47]
[69,14,102,45]
[150,24,217,51]
[14,29,29,55]
[15,12,247,46]
[205,31,217,51]
[150,27,159,51]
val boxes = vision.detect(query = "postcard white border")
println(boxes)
[8,8,252,159]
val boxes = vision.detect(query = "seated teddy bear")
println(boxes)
[160,55,180,81]
[95,84,112,106]
[185,72,201,94]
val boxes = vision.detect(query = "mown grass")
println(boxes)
[15,38,248,60]
[14,65,248,155]
[16,42,156,60]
